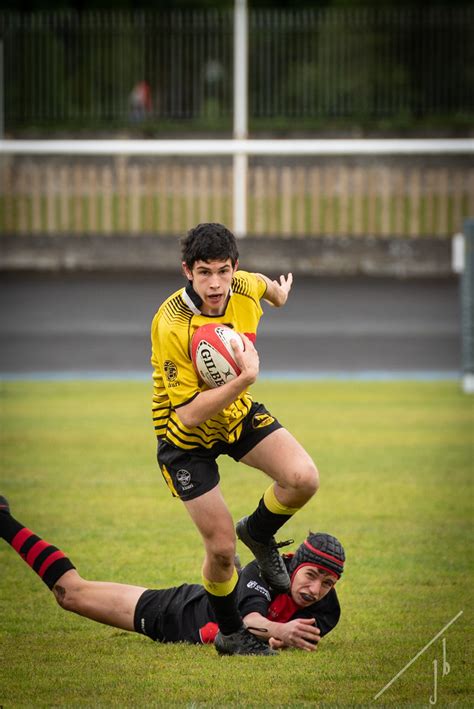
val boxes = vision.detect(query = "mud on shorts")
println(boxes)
[157,401,282,501]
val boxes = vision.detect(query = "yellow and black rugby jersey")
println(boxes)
[151,270,267,450]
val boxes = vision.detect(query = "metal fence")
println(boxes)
[1,7,473,129]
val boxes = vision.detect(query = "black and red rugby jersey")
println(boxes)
[135,558,340,645]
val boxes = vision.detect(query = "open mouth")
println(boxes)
[300,592,315,604]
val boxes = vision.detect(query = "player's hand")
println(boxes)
[266,273,293,307]
[269,637,287,650]
[278,618,321,651]
[276,273,293,303]
[232,333,259,385]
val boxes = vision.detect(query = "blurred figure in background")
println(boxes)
[129,80,152,122]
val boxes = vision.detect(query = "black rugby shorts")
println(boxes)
[157,401,282,501]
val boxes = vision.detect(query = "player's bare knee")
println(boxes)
[52,575,87,613]
[294,460,319,499]
[213,552,235,572]
[53,582,79,612]
[306,461,320,496]
[208,540,236,571]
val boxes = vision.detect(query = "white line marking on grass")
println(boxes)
[373,610,463,701]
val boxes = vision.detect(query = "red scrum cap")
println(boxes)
[287,532,345,579]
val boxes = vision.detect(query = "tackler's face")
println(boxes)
[290,564,337,607]
[183,258,237,316]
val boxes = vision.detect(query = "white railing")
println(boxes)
[2,138,473,156]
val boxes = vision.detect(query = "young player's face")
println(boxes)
[290,565,336,607]
[183,258,237,316]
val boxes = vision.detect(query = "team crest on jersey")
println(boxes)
[164,359,178,382]
[252,413,275,429]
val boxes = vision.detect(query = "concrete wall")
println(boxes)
[0,233,453,278]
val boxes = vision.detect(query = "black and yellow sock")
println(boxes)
[246,484,301,543]
[202,568,242,636]
[0,501,75,590]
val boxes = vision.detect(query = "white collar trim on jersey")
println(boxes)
[182,287,202,315]
[181,285,233,316]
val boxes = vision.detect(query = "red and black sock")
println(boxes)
[0,500,75,590]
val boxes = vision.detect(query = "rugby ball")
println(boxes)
[191,324,243,388]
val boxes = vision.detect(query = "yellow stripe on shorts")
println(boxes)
[161,464,179,497]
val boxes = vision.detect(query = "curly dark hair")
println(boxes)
[181,223,239,269]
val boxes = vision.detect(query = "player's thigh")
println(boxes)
[184,485,236,557]
[239,427,318,490]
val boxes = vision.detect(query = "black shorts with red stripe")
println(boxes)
[133,584,215,644]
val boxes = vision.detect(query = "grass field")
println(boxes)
[0,379,472,707]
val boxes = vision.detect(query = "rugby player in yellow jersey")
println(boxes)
[151,223,319,656]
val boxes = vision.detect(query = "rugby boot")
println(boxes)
[214,627,277,656]
[236,516,291,594]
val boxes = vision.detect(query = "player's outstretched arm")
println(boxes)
[243,611,321,652]
[255,272,293,307]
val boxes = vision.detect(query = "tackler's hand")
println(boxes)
[278,617,321,652]
[269,637,287,650]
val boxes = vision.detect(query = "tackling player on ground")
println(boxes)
[150,222,320,656]
[0,496,345,653]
